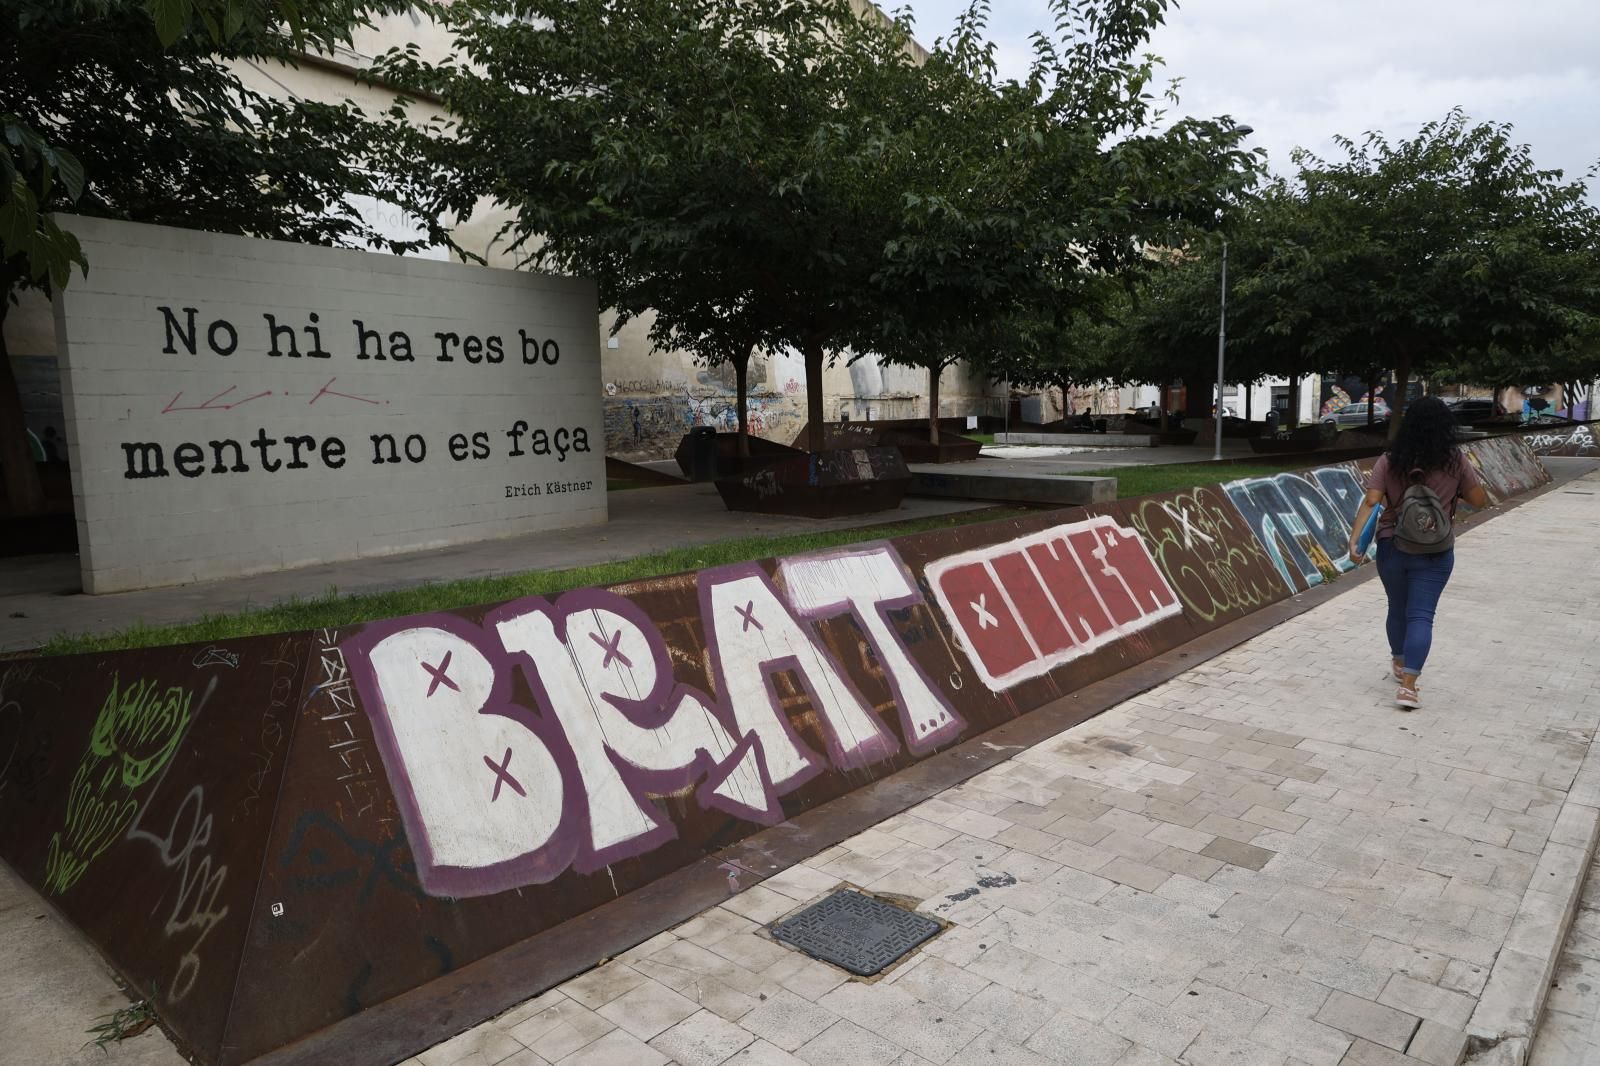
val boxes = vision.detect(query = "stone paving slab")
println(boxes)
[1526,848,1600,1065]
[0,863,185,1066]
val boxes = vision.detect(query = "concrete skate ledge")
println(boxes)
[994,431,1156,447]
[908,468,1117,506]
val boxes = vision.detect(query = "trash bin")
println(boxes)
[688,426,719,481]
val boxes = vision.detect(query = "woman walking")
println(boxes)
[1347,397,1490,709]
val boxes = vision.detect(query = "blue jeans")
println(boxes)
[1375,540,1455,676]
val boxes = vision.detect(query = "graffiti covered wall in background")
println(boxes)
[0,437,1551,1066]
[1527,422,1600,458]
[602,388,808,459]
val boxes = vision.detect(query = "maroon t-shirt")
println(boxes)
[1365,451,1483,541]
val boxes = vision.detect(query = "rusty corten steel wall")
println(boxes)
[1524,422,1600,458]
[0,438,1548,1065]
[0,636,309,1064]
[1461,433,1554,500]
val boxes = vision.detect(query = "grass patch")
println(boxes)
[964,433,995,446]
[40,506,1028,657]
[1072,460,1325,499]
[85,1000,157,1051]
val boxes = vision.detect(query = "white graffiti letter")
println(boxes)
[779,546,965,753]
[361,626,565,885]
[702,566,897,781]
[495,598,778,867]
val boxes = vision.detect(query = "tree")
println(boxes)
[847,0,1262,444]
[1243,111,1600,437]
[386,0,1260,453]
[381,0,919,450]
[1,0,437,515]
[970,281,1129,421]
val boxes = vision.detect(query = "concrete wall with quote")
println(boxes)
[53,216,606,593]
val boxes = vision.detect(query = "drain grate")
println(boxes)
[770,889,940,976]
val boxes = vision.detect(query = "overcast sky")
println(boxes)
[902,0,1600,197]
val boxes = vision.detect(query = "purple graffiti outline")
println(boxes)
[775,542,967,756]
[697,561,900,778]
[343,614,582,899]
[489,588,784,875]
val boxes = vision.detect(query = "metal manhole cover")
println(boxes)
[769,889,940,976]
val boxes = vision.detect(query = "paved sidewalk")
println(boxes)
[1527,850,1600,1065]
[0,862,184,1066]
[396,471,1600,1066]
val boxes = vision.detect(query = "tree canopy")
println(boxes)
[384,0,1260,449]
[0,0,438,514]
[1117,111,1600,434]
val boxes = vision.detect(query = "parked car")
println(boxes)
[1445,398,1505,424]
[1321,401,1390,430]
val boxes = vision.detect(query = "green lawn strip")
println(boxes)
[34,456,1346,657]
[38,506,1028,657]
[1072,460,1327,499]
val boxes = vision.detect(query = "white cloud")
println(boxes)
[903,0,1600,192]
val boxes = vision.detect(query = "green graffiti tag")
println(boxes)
[1127,487,1291,623]
[44,674,193,894]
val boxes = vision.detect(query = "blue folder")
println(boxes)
[1356,503,1383,557]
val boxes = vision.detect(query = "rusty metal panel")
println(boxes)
[715,447,910,515]
[1114,486,1293,625]
[0,637,309,1065]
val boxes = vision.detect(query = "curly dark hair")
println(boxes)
[1387,396,1463,474]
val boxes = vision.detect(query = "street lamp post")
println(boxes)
[1214,234,1228,461]
[1213,126,1253,463]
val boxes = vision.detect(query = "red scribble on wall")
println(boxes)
[309,378,383,406]
[161,386,273,414]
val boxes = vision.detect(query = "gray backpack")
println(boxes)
[1392,470,1454,554]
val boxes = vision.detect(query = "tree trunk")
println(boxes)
[0,317,45,518]
[1286,373,1300,429]
[802,338,827,453]
[1367,370,1380,429]
[1388,356,1411,442]
[1244,385,1252,422]
[927,363,941,445]
[1184,366,1210,419]
[733,349,751,459]
[1158,382,1170,432]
